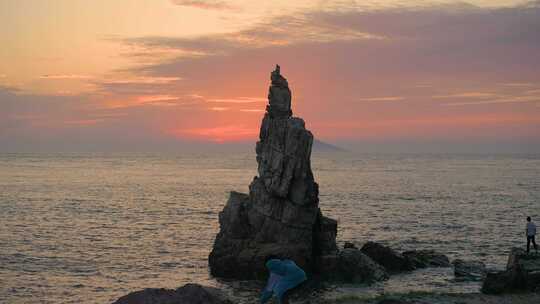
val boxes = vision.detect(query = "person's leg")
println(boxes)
[527,236,531,253]
[281,290,290,304]
[280,281,304,304]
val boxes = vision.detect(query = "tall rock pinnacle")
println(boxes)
[208,66,337,279]
[267,64,292,118]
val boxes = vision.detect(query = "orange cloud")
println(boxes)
[170,0,234,10]
[210,106,228,111]
[64,119,103,125]
[105,94,181,108]
[356,96,404,102]
[40,74,94,80]
[206,97,266,103]
[433,92,499,99]
[103,76,182,84]
[442,95,540,106]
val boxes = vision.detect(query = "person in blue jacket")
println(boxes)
[260,255,307,304]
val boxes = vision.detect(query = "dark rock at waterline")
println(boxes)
[343,241,357,249]
[314,213,338,255]
[453,259,486,280]
[482,247,540,294]
[112,283,232,304]
[403,250,450,268]
[482,271,516,294]
[377,300,414,304]
[317,248,389,283]
[361,242,415,273]
[208,65,337,279]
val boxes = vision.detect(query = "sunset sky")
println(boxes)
[1,0,539,152]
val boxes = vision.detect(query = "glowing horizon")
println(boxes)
[1,0,539,149]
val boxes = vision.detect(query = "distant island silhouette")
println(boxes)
[312,139,345,152]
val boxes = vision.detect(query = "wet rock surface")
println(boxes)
[111,284,232,304]
[317,248,389,283]
[208,66,337,279]
[403,250,450,268]
[482,247,540,294]
[361,242,415,273]
[343,241,357,250]
[453,259,486,281]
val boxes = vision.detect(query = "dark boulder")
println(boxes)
[317,248,389,283]
[343,241,357,250]
[452,259,486,280]
[482,270,516,294]
[112,284,232,304]
[403,250,450,268]
[361,242,415,273]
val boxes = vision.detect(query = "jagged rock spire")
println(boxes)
[267,64,292,118]
[208,66,337,279]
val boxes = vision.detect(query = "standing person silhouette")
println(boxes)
[260,255,307,304]
[526,216,538,254]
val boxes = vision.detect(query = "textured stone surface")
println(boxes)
[361,242,415,273]
[482,271,515,294]
[453,259,486,280]
[482,247,540,294]
[316,248,389,283]
[267,64,292,118]
[402,250,450,268]
[112,284,232,304]
[209,66,337,279]
[343,241,357,249]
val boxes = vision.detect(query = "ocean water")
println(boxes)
[0,152,539,303]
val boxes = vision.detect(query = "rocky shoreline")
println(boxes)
[111,244,540,303]
[324,291,540,304]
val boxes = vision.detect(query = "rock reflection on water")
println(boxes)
[0,152,539,303]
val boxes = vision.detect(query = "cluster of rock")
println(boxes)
[208,65,338,279]
[207,66,457,285]
[317,241,454,283]
[482,248,540,294]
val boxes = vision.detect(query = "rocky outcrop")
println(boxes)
[482,247,540,294]
[209,65,337,279]
[403,250,450,268]
[453,259,486,281]
[343,241,357,250]
[482,271,517,294]
[317,248,389,283]
[361,242,415,273]
[112,284,232,304]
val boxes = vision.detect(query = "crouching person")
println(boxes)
[260,255,307,304]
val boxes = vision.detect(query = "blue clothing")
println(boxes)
[260,259,307,304]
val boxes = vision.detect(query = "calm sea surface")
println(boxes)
[1,152,539,303]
